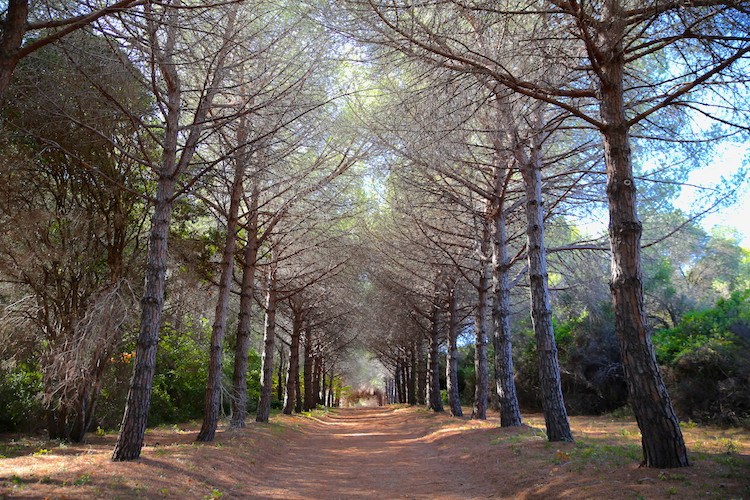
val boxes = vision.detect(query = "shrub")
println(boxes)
[654,290,750,424]
[0,362,43,432]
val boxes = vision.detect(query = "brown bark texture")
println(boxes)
[196,145,246,442]
[446,284,463,417]
[230,186,259,428]
[283,322,302,415]
[598,0,688,468]
[490,176,522,427]
[472,223,491,420]
[427,302,444,413]
[519,144,572,442]
[256,273,278,423]
[112,178,175,460]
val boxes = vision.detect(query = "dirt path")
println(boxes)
[249,407,477,499]
[1,405,749,499]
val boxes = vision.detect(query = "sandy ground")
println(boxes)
[1,406,749,499]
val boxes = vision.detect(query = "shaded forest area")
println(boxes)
[1,0,749,475]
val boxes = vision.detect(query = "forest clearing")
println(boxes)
[1,406,749,499]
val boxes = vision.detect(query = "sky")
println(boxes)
[673,143,750,248]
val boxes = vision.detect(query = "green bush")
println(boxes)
[0,362,43,432]
[654,290,750,424]
[97,322,263,429]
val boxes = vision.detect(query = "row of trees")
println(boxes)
[0,0,747,471]
[340,0,749,469]
[0,0,368,461]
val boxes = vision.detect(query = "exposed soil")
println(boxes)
[1,406,749,499]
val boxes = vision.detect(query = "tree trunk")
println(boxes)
[472,222,491,420]
[112,175,176,460]
[0,0,27,108]
[446,283,463,417]
[427,302,444,413]
[416,335,427,405]
[598,0,688,468]
[294,365,303,413]
[303,329,315,411]
[283,317,302,415]
[277,348,286,403]
[229,184,259,428]
[313,356,322,406]
[518,136,572,442]
[197,137,246,442]
[255,272,278,423]
[407,345,417,405]
[490,171,522,427]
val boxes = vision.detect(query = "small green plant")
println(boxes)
[32,448,49,456]
[203,488,223,499]
[10,474,22,484]
[96,426,106,436]
[73,473,91,486]
[665,486,678,496]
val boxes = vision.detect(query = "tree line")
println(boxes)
[0,0,748,470]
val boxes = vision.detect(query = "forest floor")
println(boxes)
[0,405,749,499]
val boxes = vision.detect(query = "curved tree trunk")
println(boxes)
[255,271,278,423]
[518,135,572,442]
[598,0,688,468]
[446,283,463,417]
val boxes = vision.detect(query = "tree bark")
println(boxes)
[283,315,303,414]
[518,135,572,442]
[255,271,278,423]
[490,169,522,427]
[416,335,427,405]
[446,283,463,417]
[277,347,286,403]
[0,0,27,107]
[229,184,259,428]
[112,176,176,460]
[472,222,491,420]
[303,328,315,411]
[427,301,444,413]
[407,345,417,405]
[197,132,246,442]
[598,0,688,468]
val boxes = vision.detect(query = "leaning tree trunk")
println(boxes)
[446,283,463,417]
[255,271,278,423]
[518,139,572,442]
[112,175,176,460]
[427,301,444,413]
[472,222,491,420]
[197,135,246,442]
[490,170,522,427]
[229,185,259,428]
[112,3,235,460]
[597,0,688,468]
